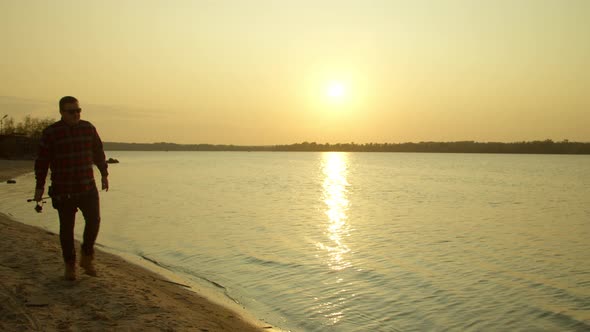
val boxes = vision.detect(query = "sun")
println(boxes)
[310,74,358,110]
[326,81,347,101]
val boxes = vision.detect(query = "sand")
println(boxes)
[0,160,273,331]
[0,159,34,182]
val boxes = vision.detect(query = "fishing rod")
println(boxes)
[26,197,50,202]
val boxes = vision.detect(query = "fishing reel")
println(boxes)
[27,197,49,213]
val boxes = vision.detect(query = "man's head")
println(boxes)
[59,96,81,126]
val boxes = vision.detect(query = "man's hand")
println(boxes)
[101,176,109,192]
[34,188,44,202]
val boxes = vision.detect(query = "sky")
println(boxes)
[1,0,589,145]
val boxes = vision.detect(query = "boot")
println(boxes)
[64,262,77,281]
[80,253,98,277]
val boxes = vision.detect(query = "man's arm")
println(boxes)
[92,126,109,191]
[34,129,51,201]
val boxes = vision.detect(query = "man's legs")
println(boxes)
[57,200,77,280]
[57,203,77,264]
[78,190,100,256]
[78,190,100,276]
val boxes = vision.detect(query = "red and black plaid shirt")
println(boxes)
[35,120,108,195]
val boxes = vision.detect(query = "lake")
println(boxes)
[2,152,589,331]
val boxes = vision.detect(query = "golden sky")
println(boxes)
[1,0,589,144]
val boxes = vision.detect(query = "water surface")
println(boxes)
[2,152,589,331]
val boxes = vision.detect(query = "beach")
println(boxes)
[0,161,269,332]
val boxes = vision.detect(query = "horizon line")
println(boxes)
[104,139,590,146]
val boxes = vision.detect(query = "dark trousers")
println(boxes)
[55,189,101,264]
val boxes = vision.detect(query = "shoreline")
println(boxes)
[0,160,279,331]
[0,159,34,182]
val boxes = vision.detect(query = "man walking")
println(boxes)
[34,96,109,280]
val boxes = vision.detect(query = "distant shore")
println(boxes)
[3,135,590,158]
[0,162,272,331]
[103,140,590,154]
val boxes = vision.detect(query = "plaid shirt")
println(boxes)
[35,119,108,195]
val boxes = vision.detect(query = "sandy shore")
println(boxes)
[0,160,272,331]
[0,159,34,182]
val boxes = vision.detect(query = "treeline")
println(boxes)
[275,140,590,154]
[104,142,266,151]
[0,115,55,139]
[0,115,56,158]
[1,115,589,155]
[104,140,590,154]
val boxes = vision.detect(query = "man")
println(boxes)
[34,96,109,281]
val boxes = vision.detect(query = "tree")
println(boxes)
[1,116,15,135]
[15,115,55,139]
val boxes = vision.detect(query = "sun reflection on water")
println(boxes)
[314,152,354,326]
[318,152,352,271]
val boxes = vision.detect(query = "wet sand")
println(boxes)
[0,160,272,331]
